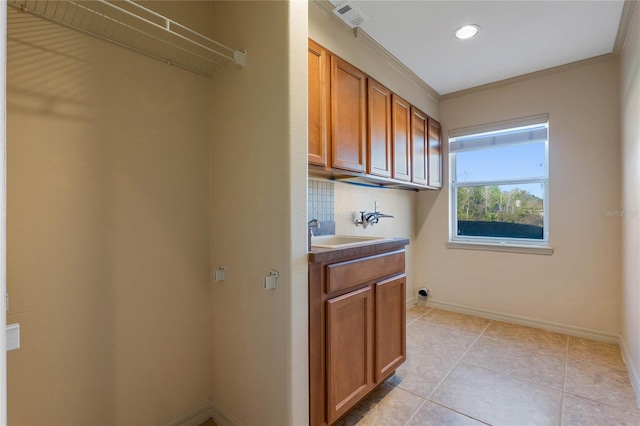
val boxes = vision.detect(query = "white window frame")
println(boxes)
[447,114,553,255]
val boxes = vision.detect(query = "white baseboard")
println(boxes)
[210,402,243,426]
[424,298,619,344]
[161,403,213,426]
[406,296,417,309]
[620,337,640,409]
[162,401,243,426]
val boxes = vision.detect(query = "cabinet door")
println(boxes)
[428,118,443,188]
[367,78,392,178]
[392,95,411,181]
[331,56,367,173]
[308,39,330,167]
[374,275,406,383]
[410,107,428,186]
[326,286,373,424]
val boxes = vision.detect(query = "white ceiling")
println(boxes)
[331,1,625,95]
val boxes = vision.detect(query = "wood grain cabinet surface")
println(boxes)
[326,286,374,424]
[391,94,411,182]
[308,39,330,167]
[330,56,367,173]
[410,107,428,186]
[428,118,443,189]
[374,274,406,382]
[367,78,392,178]
[307,39,442,191]
[309,242,408,425]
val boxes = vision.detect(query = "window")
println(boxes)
[448,115,550,253]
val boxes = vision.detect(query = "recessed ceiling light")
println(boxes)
[455,24,480,40]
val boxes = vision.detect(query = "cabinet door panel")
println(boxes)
[331,56,367,172]
[375,275,406,383]
[326,286,373,424]
[367,78,392,178]
[411,107,428,186]
[392,95,411,181]
[308,40,330,167]
[428,118,443,188]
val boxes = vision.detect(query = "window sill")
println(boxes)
[446,241,554,255]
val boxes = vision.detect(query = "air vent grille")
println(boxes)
[332,2,369,29]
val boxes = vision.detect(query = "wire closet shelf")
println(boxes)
[8,0,246,77]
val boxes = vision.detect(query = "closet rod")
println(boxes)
[8,0,246,76]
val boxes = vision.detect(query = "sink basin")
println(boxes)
[311,235,390,249]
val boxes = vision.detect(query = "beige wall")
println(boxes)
[209,1,308,424]
[309,2,441,302]
[333,181,416,301]
[620,2,640,397]
[6,2,213,424]
[418,59,622,335]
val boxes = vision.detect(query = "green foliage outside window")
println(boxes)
[456,186,543,227]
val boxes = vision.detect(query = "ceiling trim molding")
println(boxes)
[310,0,334,15]
[614,0,637,57]
[311,0,441,101]
[440,53,617,101]
[353,28,441,102]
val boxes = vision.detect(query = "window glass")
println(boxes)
[455,142,546,183]
[456,183,545,240]
[449,116,549,246]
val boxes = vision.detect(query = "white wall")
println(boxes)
[417,59,622,336]
[309,2,441,302]
[209,2,308,424]
[620,2,640,398]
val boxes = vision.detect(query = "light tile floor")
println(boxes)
[336,306,640,426]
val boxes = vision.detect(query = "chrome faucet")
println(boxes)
[308,218,320,236]
[354,211,394,228]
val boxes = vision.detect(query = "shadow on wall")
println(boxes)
[415,190,441,235]
[7,7,118,424]
[7,8,96,120]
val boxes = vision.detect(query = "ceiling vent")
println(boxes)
[332,2,369,29]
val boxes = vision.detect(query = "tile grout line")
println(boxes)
[562,390,640,416]
[425,318,494,401]
[444,327,567,393]
[402,399,426,426]
[415,398,492,426]
[562,338,640,416]
[406,307,432,327]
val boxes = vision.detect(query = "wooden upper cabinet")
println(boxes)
[428,118,443,188]
[331,56,367,173]
[308,39,330,167]
[410,107,428,186]
[367,79,392,178]
[391,94,411,182]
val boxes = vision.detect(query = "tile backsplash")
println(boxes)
[308,179,335,235]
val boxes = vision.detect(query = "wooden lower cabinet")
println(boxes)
[375,275,406,382]
[326,286,374,424]
[309,242,408,425]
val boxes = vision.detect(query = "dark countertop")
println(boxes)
[308,237,410,263]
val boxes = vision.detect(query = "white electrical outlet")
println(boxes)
[7,323,20,351]
[374,201,380,212]
[213,266,226,282]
